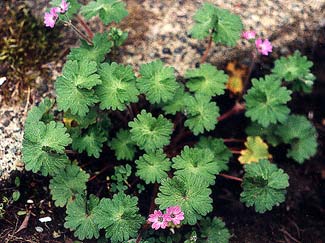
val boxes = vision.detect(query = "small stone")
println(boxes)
[35,226,43,233]
[39,216,52,223]
[162,47,172,55]
[27,199,34,204]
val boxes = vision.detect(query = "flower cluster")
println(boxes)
[242,30,273,56]
[44,0,69,28]
[148,206,184,230]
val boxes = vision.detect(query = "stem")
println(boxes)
[65,21,93,45]
[88,164,115,182]
[76,15,94,39]
[127,105,134,120]
[218,173,243,182]
[200,34,213,64]
[218,102,245,122]
[223,138,245,143]
[239,50,258,99]
[230,149,241,154]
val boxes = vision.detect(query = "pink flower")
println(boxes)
[59,0,69,13]
[165,206,184,225]
[44,7,59,28]
[255,38,273,56]
[242,30,256,40]
[148,210,168,230]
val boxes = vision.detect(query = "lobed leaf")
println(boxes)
[198,217,231,243]
[109,129,137,161]
[238,136,271,164]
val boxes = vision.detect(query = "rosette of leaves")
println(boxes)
[109,129,137,160]
[238,136,271,164]
[71,125,107,158]
[185,63,228,97]
[162,85,192,115]
[271,51,315,93]
[49,164,89,207]
[189,3,243,46]
[244,75,292,127]
[196,137,231,171]
[128,110,173,152]
[68,32,112,64]
[245,122,282,147]
[156,176,213,225]
[198,217,231,243]
[275,115,317,163]
[135,149,171,184]
[240,159,289,213]
[184,94,219,135]
[93,193,144,243]
[64,194,100,240]
[172,146,221,185]
[22,120,71,176]
[137,60,179,104]
[96,62,139,111]
[80,0,128,25]
[55,59,100,116]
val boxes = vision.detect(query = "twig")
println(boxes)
[279,228,301,243]
[15,208,31,234]
[76,15,94,39]
[218,102,245,122]
[23,86,31,118]
[218,173,243,182]
[200,34,213,63]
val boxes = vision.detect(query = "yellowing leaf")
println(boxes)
[239,136,271,164]
[226,61,247,94]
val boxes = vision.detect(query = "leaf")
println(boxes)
[156,176,213,225]
[137,60,179,104]
[96,62,139,111]
[93,193,144,243]
[198,217,231,243]
[225,61,247,95]
[244,75,292,127]
[240,159,289,213]
[172,146,221,185]
[238,136,271,164]
[64,195,100,240]
[22,121,71,176]
[25,98,54,124]
[71,125,108,158]
[185,63,228,97]
[135,149,171,184]
[275,115,317,163]
[245,122,282,147]
[49,164,89,207]
[128,110,173,152]
[271,51,315,93]
[80,0,128,25]
[108,27,128,47]
[184,94,219,135]
[68,32,113,64]
[196,137,231,171]
[109,129,137,161]
[63,109,97,129]
[55,60,100,116]
[161,85,192,115]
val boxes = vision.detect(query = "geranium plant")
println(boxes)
[22,1,318,242]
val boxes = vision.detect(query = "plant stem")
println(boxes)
[223,138,245,143]
[64,20,93,45]
[88,164,115,182]
[76,15,94,39]
[200,34,213,64]
[217,102,245,122]
[239,49,258,99]
[218,173,243,182]
[230,149,241,154]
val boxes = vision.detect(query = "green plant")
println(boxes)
[22,1,318,242]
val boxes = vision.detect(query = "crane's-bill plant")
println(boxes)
[22,0,318,242]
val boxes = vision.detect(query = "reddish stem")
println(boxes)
[88,164,115,182]
[223,138,245,143]
[218,102,245,122]
[218,173,243,182]
[76,15,94,39]
[230,149,241,154]
[200,34,213,64]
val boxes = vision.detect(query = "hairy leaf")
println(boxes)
[238,136,271,164]
[245,122,282,147]
[109,129,137,161]
[199,217,231,243]
[25,98,54,124]
[162,85,192,115]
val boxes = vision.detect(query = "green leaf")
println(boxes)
[80,0,128,25]
[244,75,292,127]
[68,33,112,64]
[238,136,271,164]
[93,193,144,243]
[212,8,243,46]
[172,146,221,185]
[108,27,128,47]
[184,94,219,135]
[271,51,315,93]
[196,137,231,171]
[156,176,213,225]
[25,98,54,124]
[64,195,100,240]
[128,110,173,152]
[22,121,71,176]
[72,125,107,158]
[137,60,179,104]
[240,159,289,213]
[50,0,81,20]
[245,122,282,147]
[12,191,20,202]
[198,217,231,243]
[275,115,317,163]
[63,108,97,129]
[96,62,139,111]
[55,60,100,116]
[50,164,89,207]
[109,129,137,161]
[185,63,228,97]
[135,149,171,184]
[161,85,192,115]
